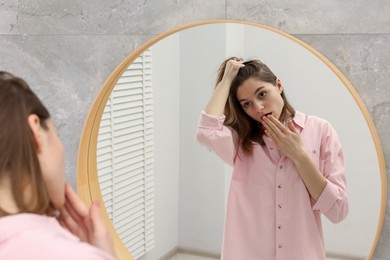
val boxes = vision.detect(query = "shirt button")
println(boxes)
[270,147,274,150]
[279,165,283,169]
[278,244,283,249]
[278,204,282,209]
[278,185,282,189]
[278,225,282,229]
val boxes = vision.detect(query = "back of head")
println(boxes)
[0,71,52,216]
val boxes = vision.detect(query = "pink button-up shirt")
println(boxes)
[0,213,115,260]
[196,111,348,260]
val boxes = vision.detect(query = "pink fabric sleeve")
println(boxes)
[195,111,237,166]
[312,122,349,223]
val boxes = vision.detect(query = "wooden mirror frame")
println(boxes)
[77,20,387,260]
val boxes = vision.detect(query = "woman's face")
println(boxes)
[236,77,284,122]
[37,119,65,209]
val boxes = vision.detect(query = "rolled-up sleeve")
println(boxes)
[313,122,349,223]
[195,111,237,166]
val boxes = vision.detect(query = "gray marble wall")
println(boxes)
[0,0,389,258]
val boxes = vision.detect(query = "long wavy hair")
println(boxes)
[0,71,53,216]
[216,57,295,156]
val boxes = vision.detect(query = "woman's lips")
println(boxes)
[262,112,272,118]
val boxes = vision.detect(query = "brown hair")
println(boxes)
[0,71,53,216]
[217,57,295,156]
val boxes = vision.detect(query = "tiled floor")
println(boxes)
[169,253,358,260]
[169,253,218,260]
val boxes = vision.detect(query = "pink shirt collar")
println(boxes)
[292,110,306,130]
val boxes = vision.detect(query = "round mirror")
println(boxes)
[77,20,387,260]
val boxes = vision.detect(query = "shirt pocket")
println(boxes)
[292,147,321,186]
[306,146,320,169]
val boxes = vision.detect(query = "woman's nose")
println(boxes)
[254,102,264,113]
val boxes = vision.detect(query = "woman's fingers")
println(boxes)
[261,115,298,147]
[59,209,89,242]
[287,120,298,133]
[89,201,116,257]
[64,183,89,218]
[265,115,288,133]
[59,203,89,242]
[261,115,286,144]
[59,184,91,242]
[63,195,83,223]
[89,202,108,241]
[58,184,115,257]
[261,115,304,159]
[223,59,245,81]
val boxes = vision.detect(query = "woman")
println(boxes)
[0,71,116,259]
[196,58,348,260]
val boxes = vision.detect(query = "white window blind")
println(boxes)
[96,49,155,259]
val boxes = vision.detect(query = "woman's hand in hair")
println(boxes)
[58,184,116,258]
[221,59,245,84]
[205,59,244,116]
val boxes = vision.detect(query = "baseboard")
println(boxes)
[159,246,220,259]
[159,247,180,260]
[178,247,220,258]
[326,251,365,260]
[159,247,363,260]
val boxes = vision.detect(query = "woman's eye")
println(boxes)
[259,92,267,98]
[243,102,251,108]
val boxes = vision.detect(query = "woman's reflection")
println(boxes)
[196,57,348,260]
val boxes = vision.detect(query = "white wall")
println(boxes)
[178,24,228,253]
[142,24,230,259]
[140,34,180,260]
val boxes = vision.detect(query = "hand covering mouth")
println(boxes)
[262,112,272,118]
